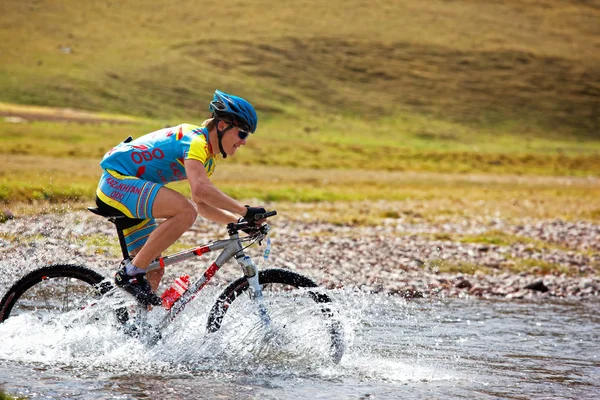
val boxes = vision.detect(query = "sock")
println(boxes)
[124,260,146,276]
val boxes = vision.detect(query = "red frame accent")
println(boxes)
[170,262,220,316]
[204,263,219,281]
[194,246,211,256]
[192,263,219,295]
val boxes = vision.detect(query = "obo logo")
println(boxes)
[130,145,164,164]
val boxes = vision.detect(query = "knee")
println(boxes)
[179,200,198,227]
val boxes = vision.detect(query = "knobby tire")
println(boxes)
[207,268,345,363]
[0,264,114,323]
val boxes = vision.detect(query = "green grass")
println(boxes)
[0,390,26,400]
[506,258,574,276]
[1,116,599,178]
[427,261,493,276]
[459,230,538,248]
[2,154,599,224]
[429,259,576,277]
[76,233,121,257]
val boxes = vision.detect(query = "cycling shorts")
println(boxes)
[96,169,163,254]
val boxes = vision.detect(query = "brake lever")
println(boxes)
[257,224,270,245]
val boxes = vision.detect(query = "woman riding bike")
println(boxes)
[95,90,267,306]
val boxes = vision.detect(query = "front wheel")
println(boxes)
[207,268,345,363]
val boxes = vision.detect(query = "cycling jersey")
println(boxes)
[96,123,217,253]
[100,123,217,183]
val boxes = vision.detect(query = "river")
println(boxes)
[1,290,598,399]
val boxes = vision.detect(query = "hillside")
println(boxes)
[1,0,599,136]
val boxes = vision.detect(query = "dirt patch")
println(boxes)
[0,109,137,125]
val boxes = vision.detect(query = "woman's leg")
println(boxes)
[128,246,165,292]
[97,171,197,293]
[132,186,197,291]
[131,186,197,272]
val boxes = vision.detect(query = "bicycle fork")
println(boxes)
[237,254,271,327]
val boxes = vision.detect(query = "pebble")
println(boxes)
[0,210,598,299]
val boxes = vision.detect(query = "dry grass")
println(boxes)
[1,116,598,178]
[2,154,598,223]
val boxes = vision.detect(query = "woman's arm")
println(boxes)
[185,159,247,222]
[196,202,239,224]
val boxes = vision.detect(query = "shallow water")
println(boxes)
[1,290,599,400]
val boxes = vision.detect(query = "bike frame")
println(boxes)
[143,226,270,332]
[85,206,276,335]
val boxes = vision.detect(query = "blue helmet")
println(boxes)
[209,90,258,133]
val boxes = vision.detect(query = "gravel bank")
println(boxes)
[0,211,598,300]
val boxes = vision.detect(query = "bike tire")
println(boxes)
[0,264,115,323]
[207,268,345,363]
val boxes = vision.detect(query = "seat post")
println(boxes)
[88,207,134,261]
[109,217,131,260]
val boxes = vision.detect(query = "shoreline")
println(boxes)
[0,210,598,300]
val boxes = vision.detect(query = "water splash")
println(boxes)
[0,287,457,388]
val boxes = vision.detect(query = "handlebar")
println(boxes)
[253,210,277,221]
[227,210,277,236]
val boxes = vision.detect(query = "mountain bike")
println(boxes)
[0,207,345,363]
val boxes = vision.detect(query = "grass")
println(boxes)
[2,115,598,172]
[507,258,573,276]
[0,0,599,137]
[427,261,493,276]
[429,259,575,277]
[1,1,599,211]
[0,390,25,400]
[457,230,554,249]
[0,104,598,213]
[2,153,599,224]
[76,233,121,257]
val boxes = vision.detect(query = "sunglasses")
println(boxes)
[236,128,250,140]
[221,122,250,140]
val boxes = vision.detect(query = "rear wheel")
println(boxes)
[207,268,345,363]
[0,264,120,323]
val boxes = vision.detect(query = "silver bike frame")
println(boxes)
[139,228,270,332]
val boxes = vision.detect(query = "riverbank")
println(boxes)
[0,205,598,300]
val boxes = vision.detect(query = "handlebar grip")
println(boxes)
[254,210,277,221]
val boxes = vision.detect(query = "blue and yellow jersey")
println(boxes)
[100,124,217,183]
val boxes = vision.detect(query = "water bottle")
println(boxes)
[161,275,190,310]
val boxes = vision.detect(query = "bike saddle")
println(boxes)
[87,207,126,218]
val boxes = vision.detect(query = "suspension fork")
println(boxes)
[236,253,271,326]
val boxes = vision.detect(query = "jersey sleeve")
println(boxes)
[185,130,217,177]
[186,134,210,163]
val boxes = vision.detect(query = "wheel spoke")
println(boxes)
[0,265,121,325]
[64,278,70,313]
[207,268,345,363]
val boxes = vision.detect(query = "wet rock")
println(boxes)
[400,288,424,299]
[455,279,472,289]
[524,280,549,293]
[505,290,528,299]
[578,278,597,290]
[468,286,485,297]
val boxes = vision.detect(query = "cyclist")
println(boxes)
[95,90,266,306]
